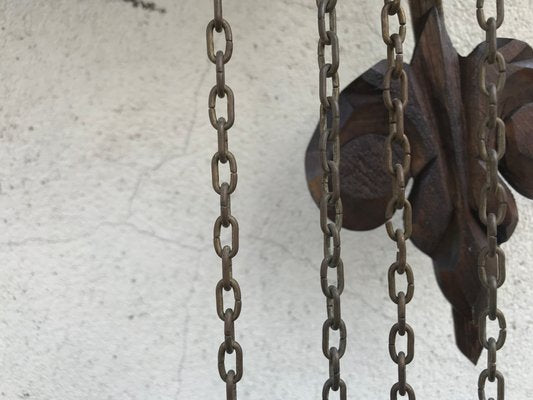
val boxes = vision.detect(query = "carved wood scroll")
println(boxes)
[305,1,533,363]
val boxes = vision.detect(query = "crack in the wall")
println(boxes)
[175,267,198,398]
[247,233,315,268]
[0,221,206,251]
[126,151,185,219]
[183,62,211,155]
[126,60,212,220]
[127,171,148,219]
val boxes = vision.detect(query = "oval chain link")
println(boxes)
[316,1,346,399]
[207,1,242,398]
[475,1,507,399]
[381,1,416,398]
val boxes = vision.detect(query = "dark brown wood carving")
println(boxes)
[305,0,533,363]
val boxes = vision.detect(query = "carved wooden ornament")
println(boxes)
[305,1,533,363]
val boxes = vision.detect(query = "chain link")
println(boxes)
[207,1,242,398]
[381,1,416,398]
[316,1,346,399]
[475,2,507,399]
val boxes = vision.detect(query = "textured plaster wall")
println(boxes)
[0,0,532,399]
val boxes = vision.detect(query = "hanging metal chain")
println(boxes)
[475,1,507,399]
[316,1,347,399]
[207,1,242,399]
[381,1,416,399]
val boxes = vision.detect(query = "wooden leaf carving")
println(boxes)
[305,5,533,363]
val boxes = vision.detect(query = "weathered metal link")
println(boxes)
[214,0,223,31]
[488,275,498,320]
[476,0,504,30]
[487,83,498,128]
[320,257,345,297]
[323,378,347,400]
[318,31,339,76]
[216,51,226,98]
[318,111,340,171]
[397,351,406,395]
[322,318,347,358]
[218,340,243,382]
[486,18,497,64]
[327,160,341,203]
[387,34,404,78]
[317,0,337,44]
[386,0,401,14]
[476,5,508,392]
[385,201,413,241]
[319,67,340,108]
[385,134,411,176]
[320,194,343,234]
[486,149,499,193]
[487,337,497,381]
[212,151,237,195]
[389,323,415,364]
[221,245,233,290]
[479,308,507,350]
[478,245,506,288]
[478,369,505,400]
[480,51,506,95]
[207,19,233,63]
[226,371,237,400]
[478,116,506,161]
[317,0,337,12]
[395,229,407,273]
[383,68,408,109]
[397,291,406,335]
[214,215,239,258]
[381,2,406,45]
[220,182,231,227]
[209,85,235,130]
[478,182,507,225]
[388,262,414,303]
[217,120,229,163]
[381,1,415,397]
[328,286,342,329]
[328,103,341,142]
[487,212,498,256]
[329,347,341,390]
[208,3,243,397]
[324,223,341,267]
[390,99,405,140]
[215,278,242,321]
[224,309,235,353]
[390,382,415,400]
[317,1,346,397]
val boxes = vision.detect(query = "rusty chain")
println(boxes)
[381,1,416,399]
[316,1,347,399]
[202,2,514,399]
[476,1,507,399]
[207,1,242,399]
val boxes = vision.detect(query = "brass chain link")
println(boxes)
[475,1,507,399]
[207,1,242,399]
[381,1,416,399]
[316,1,347,399]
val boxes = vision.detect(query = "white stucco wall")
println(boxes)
[0,0,532,399]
